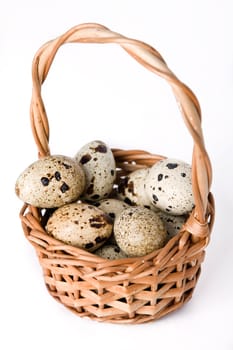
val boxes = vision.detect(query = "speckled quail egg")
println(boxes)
[15,155,85,208]
[117,168,157,210]
[75,140,116,202]
[46,202,113,251]
[145,158,194,215]
[158,211,188,240]
[95,198,130,220]
[114,207,167,257]
[95,244,128,260]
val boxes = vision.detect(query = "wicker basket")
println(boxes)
[19,23,215,324]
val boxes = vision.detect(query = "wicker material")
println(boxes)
[19,23,215,324]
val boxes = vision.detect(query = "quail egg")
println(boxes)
[114,206,167,257]
[95,198,130,220]
[15,155,85,208]
[95,244,128,260]
[145,158,194,215]
[46,202,113,251]
[158,211,188,240]
[75,140,116,201]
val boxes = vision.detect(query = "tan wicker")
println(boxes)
[19,23,215,324]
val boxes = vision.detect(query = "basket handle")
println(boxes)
[30,23,214,240]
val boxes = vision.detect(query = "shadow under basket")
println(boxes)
[19,23,215,324]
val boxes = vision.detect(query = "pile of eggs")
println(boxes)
[15,140,194,259]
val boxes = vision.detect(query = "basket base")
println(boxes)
[44,267,201,324]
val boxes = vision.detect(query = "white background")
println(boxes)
[1,1,233,349]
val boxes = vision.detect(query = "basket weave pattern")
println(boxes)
[20,23,215,324]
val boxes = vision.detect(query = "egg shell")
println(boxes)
[95,244,128,260]
[117,168,157,210]
[95,198,130,220]
[75,140,116,202]
[114,207,167,257]
[158,211,187,240]
[15,155,85,208]
[145,158,194,215]
[46,203,113,251]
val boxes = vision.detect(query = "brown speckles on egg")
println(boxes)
[80,154,92,164]
[95,236,106,244]
[61,162,72,169]
[41,177,49,186]
[60,182,69,193]
[158,174,163,181]
[124,197,133,205]
[54,171,61,181]
[94,144,107,153]
[166,163,178,169]
[85,242,94,249]
[114,246,120,253]
[15,185,20,196]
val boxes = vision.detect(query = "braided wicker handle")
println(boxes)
[30,23,213,239]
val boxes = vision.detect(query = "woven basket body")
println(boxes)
[20,23,215,324]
